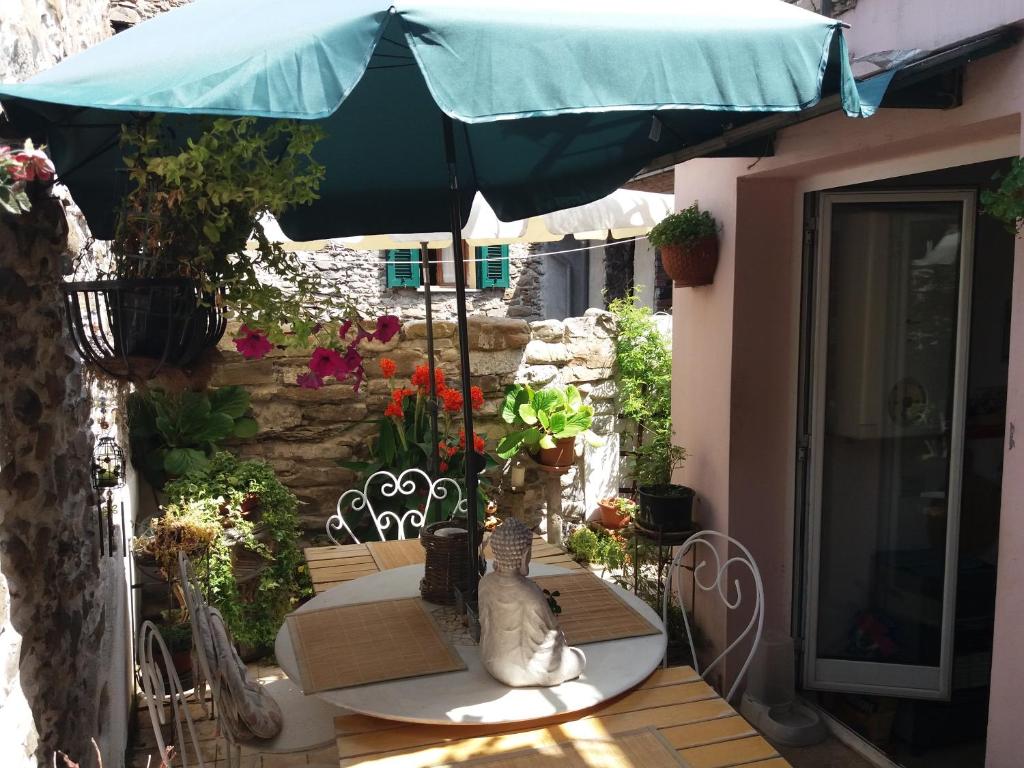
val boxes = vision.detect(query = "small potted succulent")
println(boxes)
[595,496,636,530]
[496,383,601,468]
[647,202,720,287]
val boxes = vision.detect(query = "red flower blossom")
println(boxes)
[308,347,344,377]
[470,386,484,411]
[380,358,397,379]
[296,371,323,389]
[441,388,463,413]
[374,314,401,343]
[233,325,272,360]
[473,434,485,454]
[393,387,414,404]
[384,402,403,419]
[411,363,430,390]
[435,367,445,391]
[439,461,449,473]
[12,141,54,182]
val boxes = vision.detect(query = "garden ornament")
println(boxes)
[478,518,585,687]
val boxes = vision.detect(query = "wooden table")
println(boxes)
[334,666,791,768]
[304,535,582,594]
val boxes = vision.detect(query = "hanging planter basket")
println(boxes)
[660,235,719,287]
[61,277,226,381]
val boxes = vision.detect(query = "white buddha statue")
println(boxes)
[478,518,585,687]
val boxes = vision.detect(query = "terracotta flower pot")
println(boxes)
[660,235,719,287]
[596,498,631,530]
[537,437,576,467]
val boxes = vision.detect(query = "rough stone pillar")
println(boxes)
[0,198,108,764]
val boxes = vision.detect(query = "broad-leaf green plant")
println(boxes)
[496,383,600,459]
[981,157,1024,235]
[127,385,258,487]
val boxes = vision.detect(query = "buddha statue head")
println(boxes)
[489,518,533,576]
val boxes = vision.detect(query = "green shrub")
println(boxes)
[163,452,310,650]
[647,202,717,248]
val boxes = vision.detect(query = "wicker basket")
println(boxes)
[660,235,719,287]
[420,520,480,605]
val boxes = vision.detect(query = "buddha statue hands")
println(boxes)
[477,518,586,687]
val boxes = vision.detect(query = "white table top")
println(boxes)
[275,563,667,725]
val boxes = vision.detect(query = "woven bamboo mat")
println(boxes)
[286,597,465,693]
[531,573,661,646]
[441,728,690,768]
[367,539,425,571]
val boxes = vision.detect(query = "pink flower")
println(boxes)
[338,319,353,340]
[374,315,401,343]
[308,346,344,378]
[234,325,272,360]
[13,141,54,182]
[336,347,362,377]
[296,371,324,389]
[351,366,365,393]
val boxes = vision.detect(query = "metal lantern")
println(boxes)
[91,435,125,490]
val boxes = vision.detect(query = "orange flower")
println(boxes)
[438,441,449,458]
[473,434,485,454]
[442,388,463,413]
[384,402,403,419]
[470,386,484,410]
[379,358,397,378]
[392,387,414,404]
[435,367,446,390]
[411,363,430,389]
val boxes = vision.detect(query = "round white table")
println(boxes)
[275,563,667,725]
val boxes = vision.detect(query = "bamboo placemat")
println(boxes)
[286,597,465,693]
[531,573,661,646]
[441,728,691,768]
[367,539,425,571]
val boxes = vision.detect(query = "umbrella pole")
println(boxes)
[420,242,440,477]
[442,115,480,600]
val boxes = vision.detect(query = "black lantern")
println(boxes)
[91,436,125,490]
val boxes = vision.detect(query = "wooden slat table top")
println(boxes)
[305,535,583,594]
[333,666,790,768]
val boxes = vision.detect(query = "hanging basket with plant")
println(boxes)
[647,202,720,287]
[63,115,358,380]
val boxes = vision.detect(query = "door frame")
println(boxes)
[801,189,976,700]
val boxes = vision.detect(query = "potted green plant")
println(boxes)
[595,496,636,530]
[63,116,353,374]
[634,429,694,532]
[496,383,600,467]
[154,613,194,679]
[647,202,719,287]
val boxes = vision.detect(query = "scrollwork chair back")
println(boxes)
[662,529,764,702]
[327,468,466,544]
[138,619,207,768]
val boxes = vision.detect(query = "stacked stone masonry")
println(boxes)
[185,311,620,538]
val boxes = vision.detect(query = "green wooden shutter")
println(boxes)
[475,244,510,288]
[386,249,422,288]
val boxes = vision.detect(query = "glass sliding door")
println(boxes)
[803,191,975,699]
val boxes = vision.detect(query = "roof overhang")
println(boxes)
[633,24,1022,179]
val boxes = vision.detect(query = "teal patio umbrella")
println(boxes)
[0,0,887,595]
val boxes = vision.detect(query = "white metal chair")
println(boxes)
[326,467,465,544]
[178,553,339,768]
[662,529,765,702]
[137,620,209,768]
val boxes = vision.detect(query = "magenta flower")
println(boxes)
[374,315,401,342]
[308,346,344,378]
[234,325,272,360]
[296,371,324,390]
[336,347,363,378]
[338,319,353,340]
[351,366,365,393]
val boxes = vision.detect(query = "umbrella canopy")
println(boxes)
[260,188,675,250]
[0,0,882,242]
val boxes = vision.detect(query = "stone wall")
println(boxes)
[0,198,129,767]
[0,0,110,84]
[298,242,544,322]
[185,311,620,539]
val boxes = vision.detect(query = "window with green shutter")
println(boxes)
[385,249,422,288]
[475,244,510,288]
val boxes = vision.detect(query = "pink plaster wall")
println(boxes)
[671,13,1024,763]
